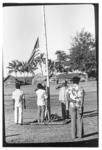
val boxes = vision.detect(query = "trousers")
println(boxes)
[14,106,23,124]
[37,105,45,123]
[70,107,84,139]
[61,103,69,119]
[61,103,66,119]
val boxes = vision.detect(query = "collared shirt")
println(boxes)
[67,84,85,108]
[12,89,24,107]
[36,89,47,106]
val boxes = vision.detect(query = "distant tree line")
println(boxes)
[7,29,97,79]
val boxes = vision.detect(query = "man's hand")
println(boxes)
[69,98,76,103]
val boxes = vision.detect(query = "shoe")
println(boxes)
[18,123,23,125]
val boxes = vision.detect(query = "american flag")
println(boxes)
[28,37,39,65]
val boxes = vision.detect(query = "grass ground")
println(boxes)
[3,80,98,147]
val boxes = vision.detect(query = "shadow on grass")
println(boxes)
[83,109,98,118]
[23,110,98,125]
[23,109,98,126]
[66,138,98,147]
[83,109,97,114]
[6,134,20,138]
[23,114,71,125]
[3,138,98,147]
[23,120,71,126]
[83,132,98,138]
[23,120,37,125]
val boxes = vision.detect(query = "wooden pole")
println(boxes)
[43,5,51,119]
[94,4,98,123]
[2,52,6,145]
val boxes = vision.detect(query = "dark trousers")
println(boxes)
[70,107,84,139]
[61,103,69,119]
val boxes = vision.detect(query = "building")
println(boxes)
[4,75,34,87]
[3,75,19,87]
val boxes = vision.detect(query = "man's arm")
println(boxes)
[12,99,15,110]
[22,95,26,109]
[82,90,85,114]
[12,93,15,110]
[56,84,62,89]
[79,89,85,114]
[34,88,38,91]
[69,98,76,103]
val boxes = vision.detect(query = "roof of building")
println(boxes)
[4,75,34,84]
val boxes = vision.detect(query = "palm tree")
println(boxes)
[23,62,28,75]
[19,61,28,83]
[27,63,37,76]
[19,61,37,84]
[7,60,21,78]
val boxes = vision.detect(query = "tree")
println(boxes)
[69,30,96,73]
[55,50,69,72]
[55,50,68,62]
[7,60,21,77]
[19,61,37,84]
[48,59,55,76]
[27,63,37,76]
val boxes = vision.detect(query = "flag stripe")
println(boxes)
[28,37,39,64]
[31,37,39,56]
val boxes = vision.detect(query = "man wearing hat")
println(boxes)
[67,76,85,139]
[56,80,69,120]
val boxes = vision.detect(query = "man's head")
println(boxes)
[62,80,67,87]
[16,82,20,89]
[37,83,43,89]
[72,76,80,84]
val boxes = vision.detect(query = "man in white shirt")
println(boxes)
[35,83,47,123]
[12,83,25,125]
[56,81,69,120]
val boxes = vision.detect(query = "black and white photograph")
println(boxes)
[2,2,99,147]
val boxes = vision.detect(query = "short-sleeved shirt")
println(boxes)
[59,86,68,103]
[12,89,24,107]
[67,84,85,108]
[36,89,47,106]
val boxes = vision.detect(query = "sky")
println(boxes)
[3,4,95,77]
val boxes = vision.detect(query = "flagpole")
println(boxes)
[43,5,51,119]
